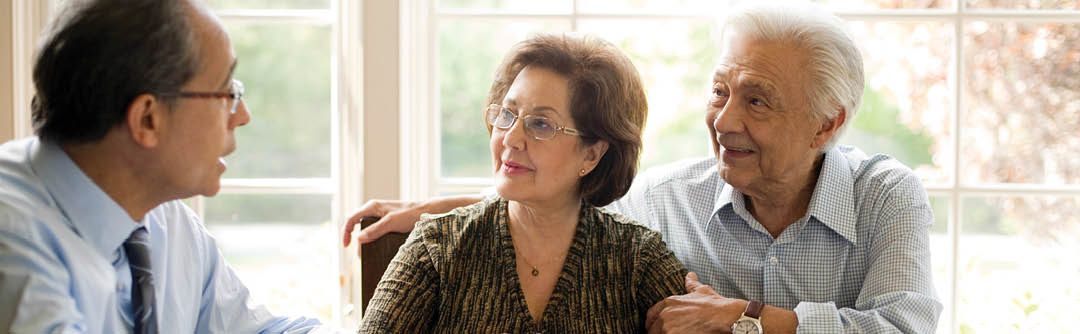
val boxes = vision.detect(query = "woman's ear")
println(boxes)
[581,140,609,175]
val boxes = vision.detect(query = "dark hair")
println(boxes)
[31,0,199,143]
[486,34,649,207]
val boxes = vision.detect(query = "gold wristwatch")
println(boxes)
[731,300,764,334]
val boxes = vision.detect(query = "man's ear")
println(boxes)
[811,108,847,149]
[125,93,166,148]
[581,140,609,175]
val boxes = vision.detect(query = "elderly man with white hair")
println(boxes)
[344,3,942,333]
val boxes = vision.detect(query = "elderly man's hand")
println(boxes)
[645,272,747,334]
[342,195,487,255]
[342,199,423,248]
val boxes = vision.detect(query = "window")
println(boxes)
[196,0,340,322]
[418,0,1080,332]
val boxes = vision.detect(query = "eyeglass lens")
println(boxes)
[489,106,557,139]
[228,80,245,114]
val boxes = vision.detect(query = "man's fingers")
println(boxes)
[342,218,356,247]
[341,211,371,245]
[343,201,389,247]
[355,217,391,244]
[645,298,667,329]
[695,284,717,295]
[647,317,663,334]
[646,315,661,333]
[684,271,702,292]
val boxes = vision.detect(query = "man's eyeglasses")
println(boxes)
[485,104,581,141]
[157,79,246,114]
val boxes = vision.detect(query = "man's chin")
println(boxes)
[197,182,223,198]
[203,187,222,197]
[718,166,750,188]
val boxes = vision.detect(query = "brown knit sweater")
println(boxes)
[358,196,688,333]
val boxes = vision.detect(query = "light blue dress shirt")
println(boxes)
[0,137,323,333]
[609,145,942,333]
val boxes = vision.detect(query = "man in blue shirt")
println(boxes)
[0,0,326,332]
[344,3,941,333]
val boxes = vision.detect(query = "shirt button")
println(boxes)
[769,256,779,265]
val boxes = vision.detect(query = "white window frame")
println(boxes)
[402,1,1080,333]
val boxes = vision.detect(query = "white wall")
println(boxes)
[361,0,400,200]
[1,2,13,142]
[2,0,50,143]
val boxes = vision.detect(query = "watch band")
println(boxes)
[744,300,765,319]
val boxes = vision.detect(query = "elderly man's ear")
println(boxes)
[812,109,847,149]
[125,93,166,149]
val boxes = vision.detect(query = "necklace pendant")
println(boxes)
[531,267,540,276]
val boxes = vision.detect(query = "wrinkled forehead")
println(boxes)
[712,42,815,105]
[712,51,792,85]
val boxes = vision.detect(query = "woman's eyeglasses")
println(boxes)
[485,104,580,141]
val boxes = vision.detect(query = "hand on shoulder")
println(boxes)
[342,199,423,248]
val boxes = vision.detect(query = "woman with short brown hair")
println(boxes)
[359,33,685,333]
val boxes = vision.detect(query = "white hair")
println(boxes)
[719,2,865,150]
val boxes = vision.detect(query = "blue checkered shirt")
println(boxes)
[608,145,942,333]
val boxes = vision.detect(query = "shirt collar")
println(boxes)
[30,139,141,260]
[713,177,737,219]
[713,179,770,236]
[710,146,858,244]
[807,147,858,244]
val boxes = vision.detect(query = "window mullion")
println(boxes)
[571,0,579,31]
[948,2,964,331]
[401,0,438,201]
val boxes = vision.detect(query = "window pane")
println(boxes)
[207,0,329,10]
[840,21,954,186]
[965,0,1080,10]
[928,195,952,334]
[809,0,951,9]
[439,19,572,178]
[203,193,335,320]
[725,0,954,9]
[962,22,1080,185]
[577,19,715,169]
[578,0,727,13]
[223,21,332,178]
[581,0,949,12]
[957,196,1080,332]
[438,0,571,13]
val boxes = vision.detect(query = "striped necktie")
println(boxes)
[124,226,157,334]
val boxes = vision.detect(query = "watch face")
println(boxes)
[732,319,762,334]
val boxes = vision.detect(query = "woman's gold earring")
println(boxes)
[580,169,587,176]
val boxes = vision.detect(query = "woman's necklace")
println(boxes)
[507,203,575,278]
[511,222,568,277]
[517,251,564,277]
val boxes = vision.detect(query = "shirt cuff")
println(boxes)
[794,301,842,333]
